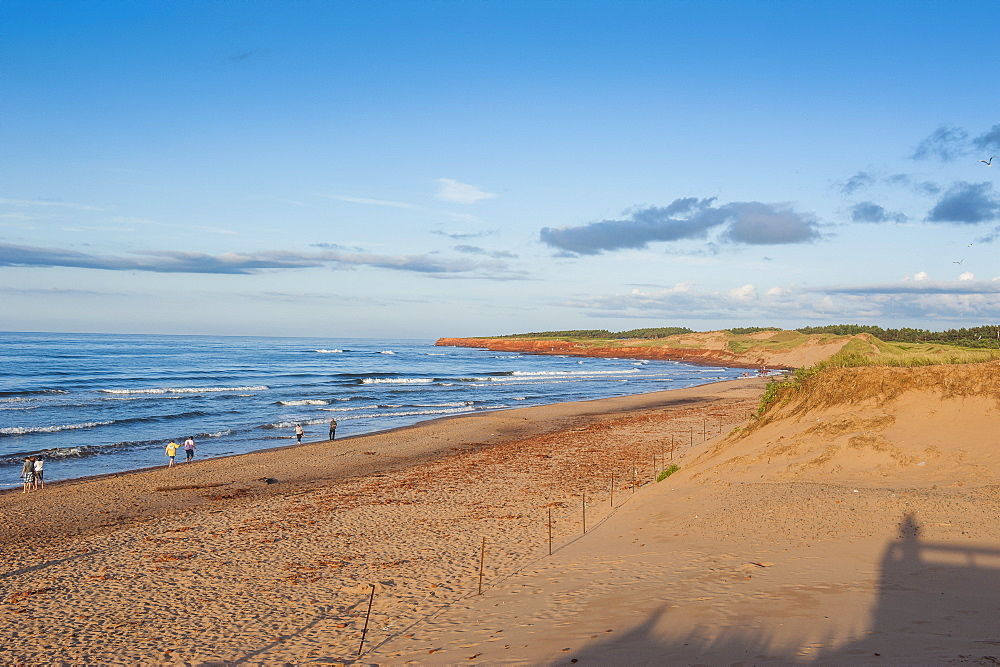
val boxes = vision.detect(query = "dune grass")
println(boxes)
[754,338,1000,423]
[656,464,680,482]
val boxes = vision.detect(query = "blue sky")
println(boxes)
[3,0,1000,338]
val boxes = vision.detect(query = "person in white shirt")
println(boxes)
[32,457,43,490]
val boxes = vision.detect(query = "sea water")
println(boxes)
[0,332,749,486]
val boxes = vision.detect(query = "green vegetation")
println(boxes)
[499,330,615,339]
[498,324,1000,348]
[795,324,1000,348]
[754,334,1000,420]
[815,336,1000,369]
[724,326,782,335]
[656,464,680,482]
[499,327,693,340]
[617,327,694,339]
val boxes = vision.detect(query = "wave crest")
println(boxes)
[99,385,268,395]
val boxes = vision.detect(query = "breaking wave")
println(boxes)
[99,385,268,395]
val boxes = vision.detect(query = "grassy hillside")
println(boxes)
[755,337,1000,420]
[497,324,1000,349]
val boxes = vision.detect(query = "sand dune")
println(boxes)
[4,364,1000,664]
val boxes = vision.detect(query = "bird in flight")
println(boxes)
[954,259,965,264]
[981,156,995,166]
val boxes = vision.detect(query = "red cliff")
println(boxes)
[436,332,860,370]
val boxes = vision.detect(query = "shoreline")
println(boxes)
[1,378,765,539]
[3,373,770,492]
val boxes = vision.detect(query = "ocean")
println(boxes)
[0,332,749,487]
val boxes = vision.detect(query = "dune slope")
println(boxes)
[688,361,1000,487]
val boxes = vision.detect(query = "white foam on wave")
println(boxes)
[411,401,474,408]
[360,377,433,385]
[346,406,476,420]
[378,350,395,354]
[320,404,378,412]
[49,446,87,458]
[316,349,343,354]
[1,420,115,435]
[469,379,565,387]
[103,395,185,402]
[265,418,330,430]
[468,370,640,386]
[278,399,329,406]
[511,368,640,377]
[99,385,268,395]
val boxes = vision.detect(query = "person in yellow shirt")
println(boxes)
[165,440,179,467]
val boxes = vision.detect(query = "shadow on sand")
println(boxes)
[565,514,1000,664]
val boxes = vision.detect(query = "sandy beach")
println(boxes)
[4,365,1000,665]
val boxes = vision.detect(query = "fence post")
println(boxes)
[478,537,486,595]
[548,507,553,555]
[358,583,376,657]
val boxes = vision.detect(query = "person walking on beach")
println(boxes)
[165,440,179,467]
[183,436,196,462]
[32,457,44,490]
[295,423,304,444]
[20,457,35,493]
[329,417,337,441]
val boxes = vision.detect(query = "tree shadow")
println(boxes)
[563,513,1000,664]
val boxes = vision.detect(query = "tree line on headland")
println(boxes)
[499,324,1000,348]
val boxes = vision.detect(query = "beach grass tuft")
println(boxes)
[656,464,680,482]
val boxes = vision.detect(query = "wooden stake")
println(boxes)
[582,492,587,534]
[478,537,486,595]
[548,507,553,555]
[610,473,614,508]
[358,583,375,657]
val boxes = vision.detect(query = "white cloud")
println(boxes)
[322,192,482,223]
[0,197,106,211]
[728,284,756,300]
[322,194,420,210]
[959,272,975,281]
[563,274,1000,325]
[436,178,497,205]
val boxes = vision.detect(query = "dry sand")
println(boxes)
[3,366,1000,665]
